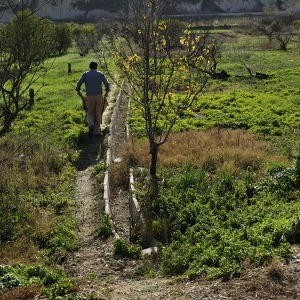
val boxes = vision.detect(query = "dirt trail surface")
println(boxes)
[64,85,300,300]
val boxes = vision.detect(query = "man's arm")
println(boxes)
[102,74,110,95]
[75,73,85,94]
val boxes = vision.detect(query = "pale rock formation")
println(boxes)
[0,0,289,22]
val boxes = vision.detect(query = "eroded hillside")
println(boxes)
[0,0,287,22]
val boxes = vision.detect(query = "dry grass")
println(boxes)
[126,128,289,175]
[0,133,62,193]
[110,157,130,191]
[0,134,66,263]
[0,210,53,265]
[0,240,40,265]
[0,286,42,300]
[235,259,298,299]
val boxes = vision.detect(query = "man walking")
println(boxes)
[76,61,110,137]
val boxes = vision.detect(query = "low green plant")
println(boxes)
[42,279,77,299]
[133,158,300,280]
[0,264,76,298]
[113,238,142,258]
[92,162,106,176]
[95,213,112,239]
[134,259,159,279]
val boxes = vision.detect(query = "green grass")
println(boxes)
[0,48,107,264]
[129,33,300,157]
[0,22,300,292]
[128,31,300,280]
[0,48,110,297]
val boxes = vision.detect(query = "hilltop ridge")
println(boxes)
[0,0,292,22]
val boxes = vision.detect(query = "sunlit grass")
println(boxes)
[0,49,96,264]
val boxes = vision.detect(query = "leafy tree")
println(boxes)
[102,0,213,196]
[0,9,54,135]
[52,23,73,55]
[73,23,98,56]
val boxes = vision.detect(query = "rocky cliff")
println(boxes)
[0,0,287,22]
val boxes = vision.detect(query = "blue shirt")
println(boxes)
[76,69,110,96]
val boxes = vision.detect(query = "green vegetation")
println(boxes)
[0,45,99,297]
[0,11,300,298]
[95,213,112,239]
[128,33,300,157]
[0,13,115,297]
[114,238,142,258]
[127,27,300,279]
[141,159,300,279]
[0,264,77,298]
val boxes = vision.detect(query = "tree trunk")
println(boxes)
[0,110,17,136]
[149,141,159,199]
[279,41,287,51]
[149,142,158,178]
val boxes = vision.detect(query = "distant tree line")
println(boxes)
[73,0,127,12]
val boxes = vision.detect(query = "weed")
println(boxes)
[0,264,76,298]
[134,259,159,279]
[95,214,112,239]
[267,260,285,283]
[131,151,300,279]
[113,238,142,258]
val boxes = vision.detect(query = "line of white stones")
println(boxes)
[103,80,125,239]
[103,81,157,255]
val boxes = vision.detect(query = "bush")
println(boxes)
[95,213,112,239]
[0,264,73,298]
[137,159,300,279]
[113,238,142,258]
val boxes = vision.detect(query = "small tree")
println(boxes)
[253,11,297,50]
[0,9,54,135]
[103,0,213,196]
[52,23,73,55]
[73,23,98,56]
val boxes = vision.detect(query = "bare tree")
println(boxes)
[101,0,214,196]
[0,8,54,135]
[253,9,298,51]
[0,0,53,22]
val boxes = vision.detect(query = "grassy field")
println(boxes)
[127,31,300,279]
[129,33,300,156]
[0,49,111,296]
[0,25,300,296]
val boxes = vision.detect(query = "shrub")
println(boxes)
[113,238,142,258]
[135,156,300,279]
[95,214,112,239]
[0,264,73,298]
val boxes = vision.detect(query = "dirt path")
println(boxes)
[64,84,139,299]
[64,84,300,300]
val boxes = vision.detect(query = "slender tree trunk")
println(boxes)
[0,110,17,136]
[279,40,287,51]
[149,142,158,178]
[149,141,159,199]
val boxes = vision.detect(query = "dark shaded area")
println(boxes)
[73,133,106,171]
[255,72,274,79]
[211,70,230,80]
[73,0,127,13]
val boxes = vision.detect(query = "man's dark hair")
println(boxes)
[89,61,98,69]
